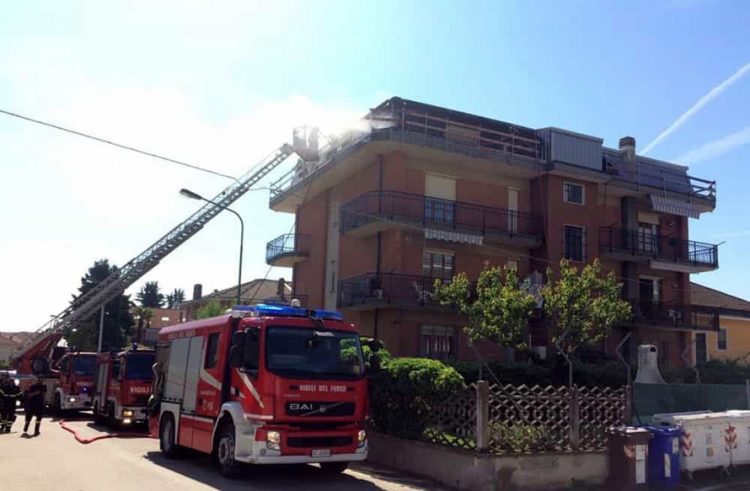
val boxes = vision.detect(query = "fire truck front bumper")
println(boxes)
[249,451,368,465]
[119,406,149,423]
[62,395,92,411]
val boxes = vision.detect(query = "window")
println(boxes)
[637,222,659,254]
[205,333,220,369]
[424,197,455,227]
[420,325,456,360]
[564,225,585,262]
[422,250,455,280]
[563,182,584,205]
[718,328,728,351]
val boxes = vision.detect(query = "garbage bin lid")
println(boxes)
[609,425,653,436]
[645,425,682,436]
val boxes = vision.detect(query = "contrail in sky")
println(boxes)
[643,61,750,155]
[675,125,750,164]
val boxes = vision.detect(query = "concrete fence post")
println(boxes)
[569,386,580,451]
[625,385,633,425]
[476,380,490,452]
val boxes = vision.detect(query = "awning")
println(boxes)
[650,194,700,219]
[424,228,483,245]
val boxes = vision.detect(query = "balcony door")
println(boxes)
[637,222,659,255]
[425,173,456,228]
[695,333,708,365]
[638,277,661,319]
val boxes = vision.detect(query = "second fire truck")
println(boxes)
[153,303,370,477]
[92,348,155,426]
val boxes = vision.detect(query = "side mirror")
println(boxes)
[367,339,382,353]
[232,331,246,348]
[229,346,243,368]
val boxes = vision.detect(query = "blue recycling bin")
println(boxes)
[646,426,682,488]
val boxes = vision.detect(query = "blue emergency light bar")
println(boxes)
[231,303,343,321]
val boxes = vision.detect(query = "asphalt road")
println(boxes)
[0,415,440,491]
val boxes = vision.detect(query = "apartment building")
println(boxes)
[266,97,719,367]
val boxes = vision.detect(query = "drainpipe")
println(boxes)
[374,155,384,340]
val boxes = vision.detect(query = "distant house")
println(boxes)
[0,332,33,365]
[131,307,184,346]
[180,278,294,321]
[691,282,750,364]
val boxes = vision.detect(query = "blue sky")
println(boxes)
[1,0,749,331]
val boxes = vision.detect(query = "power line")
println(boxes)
[0,108,238,181]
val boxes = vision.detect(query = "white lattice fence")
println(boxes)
[577,386,628,450]
[423,385,477,450]
[488,384,572,452]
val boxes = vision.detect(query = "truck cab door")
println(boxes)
[95,360,109,413]
[178,336,204,449]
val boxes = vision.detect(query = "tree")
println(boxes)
[132,305,153,344]
[137,281,164,308]
[195,300,225,319]
[166,288,186,309]
[64,259,134,351]
[433,265,537,351]
[541,259,631,386]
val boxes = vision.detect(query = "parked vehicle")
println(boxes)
[92,348,155,426]
[43,351,97,413]
[154,303,369,477]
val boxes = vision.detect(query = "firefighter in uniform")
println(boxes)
[23,378,47,436]
[0,373,21,433]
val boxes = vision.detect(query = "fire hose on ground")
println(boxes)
[59,418,156,444]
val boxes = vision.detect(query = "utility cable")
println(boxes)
[0,108,238,181]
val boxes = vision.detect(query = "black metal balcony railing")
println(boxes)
[339,190,542,239]
[599,227,718,269]
[613,162,716,202]
[630,300,720,331]
[338,273,450,309]
[265,233,310,264]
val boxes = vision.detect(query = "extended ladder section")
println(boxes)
[12,144,294,366]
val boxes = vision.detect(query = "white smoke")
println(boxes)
[675,125,750,164]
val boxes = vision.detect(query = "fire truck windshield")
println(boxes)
[125,354,155,381]
[72,355,96,376]
[265,326,365,380]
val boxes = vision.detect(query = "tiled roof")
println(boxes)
[180,278,293,306]
[691,282,750,316]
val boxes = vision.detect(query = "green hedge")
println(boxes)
[369,356,464,439]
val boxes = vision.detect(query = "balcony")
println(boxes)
[340,191,543,248]
[599,227,718,273]
[337,273,449,311]
[265,234,310,267]
[629,300,720,331]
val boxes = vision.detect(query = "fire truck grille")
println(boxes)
[285,401,355,417]
[287,436,353,448]
[132,395,149,405]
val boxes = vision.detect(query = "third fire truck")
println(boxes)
[92,348,155,426]
[153,303,370,477]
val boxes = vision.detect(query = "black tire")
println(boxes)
[319,462,349,474]
[159,414,180,459]
[107,404,118,429]
[215,420,243,478]
[52,393,62,417]
[93,402,106,425]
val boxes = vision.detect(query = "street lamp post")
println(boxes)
[180,188,244,305]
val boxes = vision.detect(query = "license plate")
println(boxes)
[312,449,331,457]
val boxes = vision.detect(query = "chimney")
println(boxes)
[619,136,636,163]
[192,283,203,301]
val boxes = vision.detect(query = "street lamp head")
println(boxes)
[179,188,204,201]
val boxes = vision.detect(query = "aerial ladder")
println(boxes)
[11,141,302,375]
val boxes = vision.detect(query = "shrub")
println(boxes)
[491,422,553,453]
[369,357,464,439]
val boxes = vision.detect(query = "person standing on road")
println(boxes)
[23,378,46,436]
[0,373,21,432]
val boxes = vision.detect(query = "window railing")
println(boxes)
[339,190,542,239]
[629,300,720,331]
[599,227,718,268]
[265,233,310,264]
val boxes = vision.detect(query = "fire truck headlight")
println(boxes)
[123,418,132,425]
[266,431,281,451]
[122,410,134,418]
[357,430,367,447]
[68,397,76,403]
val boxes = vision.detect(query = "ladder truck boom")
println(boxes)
[12,144,295,372]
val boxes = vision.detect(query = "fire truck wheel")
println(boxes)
[319,462,349,474]
[93,403,105,425]
[107,404,118,429]
[159,414,180,459]
[215,421,243,479]
[52,393,62,417]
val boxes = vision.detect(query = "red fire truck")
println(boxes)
[92,348,155,426]
[153,304,369,477]
[45,351,98,413]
